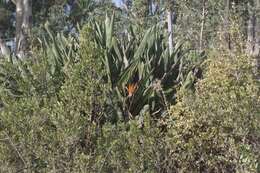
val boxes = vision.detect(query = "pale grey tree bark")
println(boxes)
[14,0,23,54]
[0,38,11,58]
[12,0,32,58]
[148,0,152,14]
[256,0,260,63]
[224,0,231,50]
[166,0,174,55]
[0,31,9,57]
[199,0,206,52]
[167,9,173,55]
[22,0,32,34]
[246,0,260,78]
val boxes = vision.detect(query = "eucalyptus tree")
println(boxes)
[165,0,174,55]
[120,0,175,54]
[6,0,115,58]
[0,37,11,57]
[10,0,32,58]
[246,0,260,78]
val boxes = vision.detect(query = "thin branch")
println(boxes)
[161,57,181,82]
[11,0,16,5]
[2,131,26,166]
[0,138,8,142]
[98,143,115,173]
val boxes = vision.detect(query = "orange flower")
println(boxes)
[126,83,138,97]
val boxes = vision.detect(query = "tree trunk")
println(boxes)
[224,0,231,50]
[167,9,173,55]
[148,0,152,14]
[13,0,32,58]
[247,0,260,78]
[254,0,260,77]
[15,0,23,55]
[199,0,206,52]
[247,1,255,54]
[22,0,32,34]
[0,37,11,58]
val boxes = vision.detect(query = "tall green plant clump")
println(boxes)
[91,14,201,121]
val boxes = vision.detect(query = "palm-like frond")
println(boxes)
[90,14,191,118]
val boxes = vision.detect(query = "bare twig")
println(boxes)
[11,0,16,5]
[2,131,26,166]
[98,142,116,173]
[0,138,8,142]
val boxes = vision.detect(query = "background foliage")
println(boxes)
[0,0,259,172]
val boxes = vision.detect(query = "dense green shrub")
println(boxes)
[0,25,107,172]
[67,114,163,173]
[168,52,260,172]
